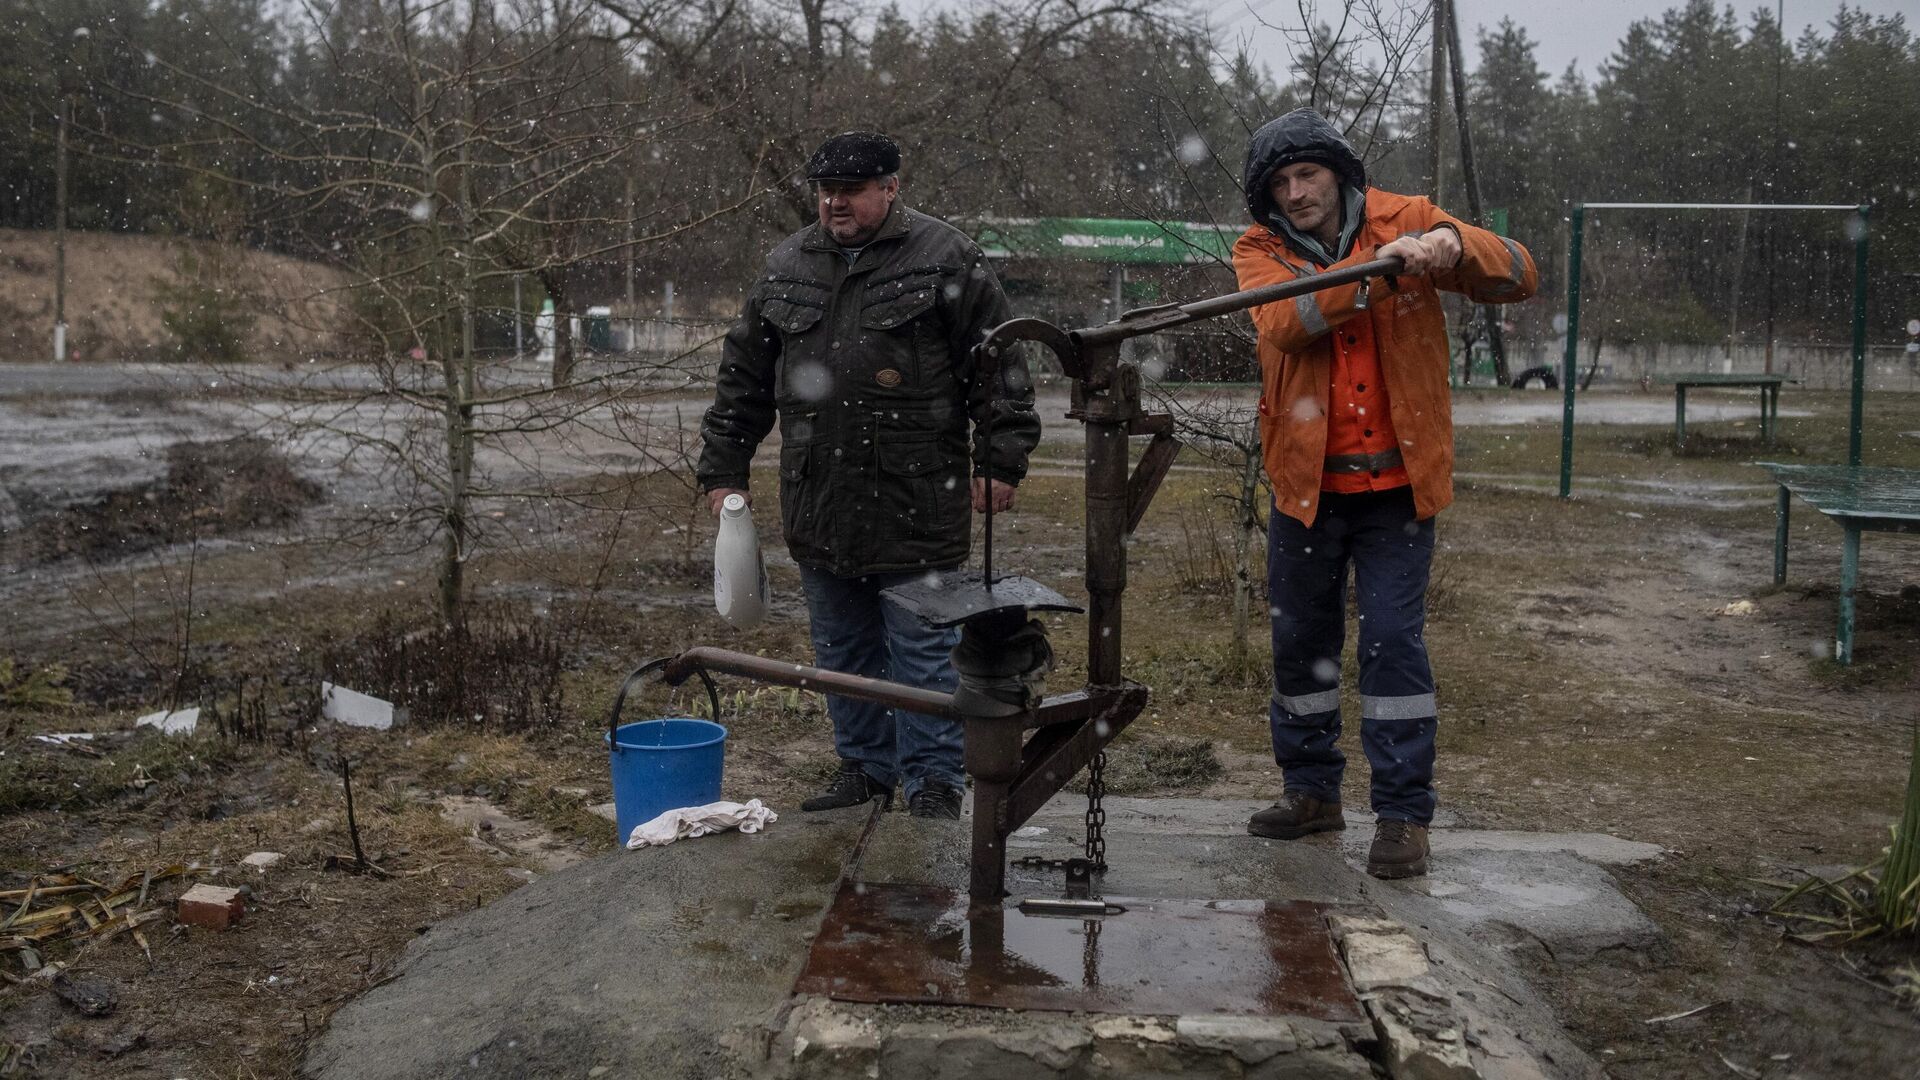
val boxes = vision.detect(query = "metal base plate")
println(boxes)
[795,882,1364,1021]
[881,571,1083,629]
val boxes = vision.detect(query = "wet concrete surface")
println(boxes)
[305,794,1652,1079]
[797,883,1364,1021]
[1004,798,1664,960]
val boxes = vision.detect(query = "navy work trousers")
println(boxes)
[797,565,964,801]
[1266,487,1437,824]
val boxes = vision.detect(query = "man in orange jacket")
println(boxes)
[1233,109,1537,878]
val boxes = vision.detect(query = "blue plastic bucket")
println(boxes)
[605,718,727,842]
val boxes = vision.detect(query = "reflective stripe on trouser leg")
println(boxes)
[798,566,898,790]
[1266,497,1351,802]
[876,573,963,802]
[1349,489,1438,825]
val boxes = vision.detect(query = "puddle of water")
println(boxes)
[796,882,1364,1022]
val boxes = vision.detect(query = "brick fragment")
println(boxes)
[178,884,245,930]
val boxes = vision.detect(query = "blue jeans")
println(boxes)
[797,565,964,801]
[1267,487,1438,824]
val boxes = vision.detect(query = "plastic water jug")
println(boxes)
[714,493,768,628]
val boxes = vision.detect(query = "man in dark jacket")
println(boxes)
[698,131,1041,819]
[1232,109,1537,878]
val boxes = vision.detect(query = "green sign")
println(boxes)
[972,217,1242,266]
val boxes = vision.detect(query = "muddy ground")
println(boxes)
[0,367,1917,1078]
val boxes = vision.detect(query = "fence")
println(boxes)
[1508,339,1920,393]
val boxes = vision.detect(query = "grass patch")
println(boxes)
[1761,728,1920,943]
[0,728,248,815]
[0,659,74,710]
[1074,733,1224,795]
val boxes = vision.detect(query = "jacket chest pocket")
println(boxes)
[860,283,941,388]
[764,297,825,337]
[766,299,830,404]
[876,439,965,542]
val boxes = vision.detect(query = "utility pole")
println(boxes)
[1729,184,1753,367]
[1442,0,1509,385]
[1428,0,1447,204]
[53,97,70,362]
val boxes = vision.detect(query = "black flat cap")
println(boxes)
[805,131,901,182]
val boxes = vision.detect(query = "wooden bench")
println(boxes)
[1762,462,1920,664]
[1659,374,1789,448]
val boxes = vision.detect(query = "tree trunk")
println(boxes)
[1441,0,1510,384]
[436,24,479,625]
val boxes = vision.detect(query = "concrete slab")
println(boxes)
[302,804,873,1080]
[305,795,1652,1080]
[1004,798,1664,959]
[751,998,1376,1080]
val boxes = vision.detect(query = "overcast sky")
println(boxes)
[1215,0,1919,81]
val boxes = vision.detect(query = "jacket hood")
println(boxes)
[1242,109,1369,264]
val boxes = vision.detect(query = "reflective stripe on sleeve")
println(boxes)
[1295,292,1329,337]
[1502,237,1526,285]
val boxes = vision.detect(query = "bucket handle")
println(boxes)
[608,657,723,749]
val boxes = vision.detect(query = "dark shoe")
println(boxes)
[1367,819,1430,879]
[1248,792,1345,839]
[800,763,891,812]
[908,784,964,820]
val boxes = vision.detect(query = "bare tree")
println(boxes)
[89,0,764,621]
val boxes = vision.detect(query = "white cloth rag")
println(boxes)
[625,798,777,849]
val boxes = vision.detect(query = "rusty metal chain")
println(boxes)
[1011,751,1112,878]
[1084,749,1108,873]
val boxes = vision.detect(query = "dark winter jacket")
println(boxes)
[697,203,1040,577]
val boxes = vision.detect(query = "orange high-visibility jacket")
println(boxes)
[1233,188,1538,526]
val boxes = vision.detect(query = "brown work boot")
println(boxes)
[1247,792,1345,839]
[1367,819,1430,879]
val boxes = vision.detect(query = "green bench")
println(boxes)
[1762,462,1920,664]
[1660,373,1790,448]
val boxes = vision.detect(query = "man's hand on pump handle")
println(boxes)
[1373,227,1463,277]
[707,478,1014,517]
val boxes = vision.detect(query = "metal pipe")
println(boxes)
[1080,346,1129,686]
[54,97,69,362]
[1072,257,1403,349]
[1576,202,1862,211]
[1848,204,1869,468]
[663,646,961,719]
[1559,205,1585,499]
